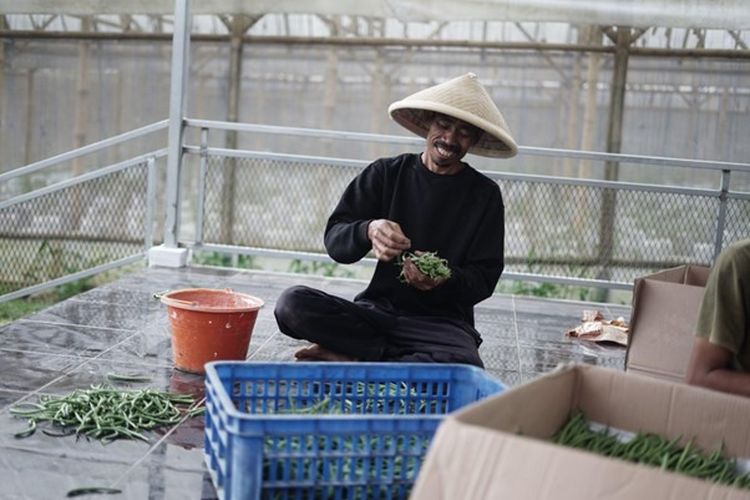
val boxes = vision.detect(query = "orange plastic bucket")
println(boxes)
[160,288,264,374]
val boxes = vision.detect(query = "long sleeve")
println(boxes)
[429,188,504,306]
[323,161,383,264]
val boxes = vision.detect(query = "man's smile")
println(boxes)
[434,141,459,160]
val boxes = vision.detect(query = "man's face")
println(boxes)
[423,113,482,173]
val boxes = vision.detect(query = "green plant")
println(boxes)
[496,246,600,301]
[191,250,257,269]
[0,296,58,325]
[0,261,141,326]
[22,240,106,286]
[287,259,355,278]
[0,279,98,326]
[495,279,598,302]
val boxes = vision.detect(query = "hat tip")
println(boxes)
[467,72,477,79]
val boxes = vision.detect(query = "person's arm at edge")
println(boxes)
[686,338,750,397]
[685,241,750,397]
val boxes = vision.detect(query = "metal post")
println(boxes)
[0,33,5,163]
[148,0,190,267]
[575,26,602,258]
[220,17,243,246]
[579,27,602,178]
[196,127,208,246]
[23,69,35,192]
[713,169,731,261]
[145,156,156,249]
[163,0,191,248]
[219,15,257,246]
[73,17,92,173]
[70,17,91,234]
[596,26,631,297]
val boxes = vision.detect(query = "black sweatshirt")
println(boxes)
[324,153,505,327]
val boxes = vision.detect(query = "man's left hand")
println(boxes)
[402,256,448,291]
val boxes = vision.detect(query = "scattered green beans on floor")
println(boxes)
[10,384,204,443]
[553,411,750,490]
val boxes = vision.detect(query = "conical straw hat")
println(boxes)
[388,73,518,158]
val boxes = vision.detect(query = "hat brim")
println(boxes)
[389,99,518,159]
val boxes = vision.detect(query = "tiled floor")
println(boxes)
[0,266,629,499]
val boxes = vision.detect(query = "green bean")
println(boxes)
[186,405,206,417]
[675,440,693,471]
[552,412,750,491]
[14,419,36,439]
[9,382,202,443]
[624,434,651,461]
[66,486,121,497]
[263,382,429,490]
[42,427,76,437]
[554,411,586,445]
[660,452,671,470]
[10,403,46,415]
[106,373,151,383]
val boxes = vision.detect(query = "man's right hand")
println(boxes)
[367,219,411,262]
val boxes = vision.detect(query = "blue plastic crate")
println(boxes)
[203,361,504,500]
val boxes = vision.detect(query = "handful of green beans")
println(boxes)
[398,251,452,282]
[275,381,429,415]
[553,411,750,489]
[263,381,433,497]
[10,383,204,443]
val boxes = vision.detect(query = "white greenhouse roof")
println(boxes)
[2,0,749,30]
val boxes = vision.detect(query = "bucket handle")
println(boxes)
[152,290,198,307]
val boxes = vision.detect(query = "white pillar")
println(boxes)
[150,0,191,267]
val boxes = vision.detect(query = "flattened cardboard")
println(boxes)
[625,264,711,383]
[411,365,750,500]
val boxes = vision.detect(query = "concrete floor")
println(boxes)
[0,265,629,499]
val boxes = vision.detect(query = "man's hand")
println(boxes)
[367,219,411,262]
[402,253,448,291]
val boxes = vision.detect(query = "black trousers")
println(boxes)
[273,285,484,368]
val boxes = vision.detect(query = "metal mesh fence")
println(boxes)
[202,156,361,252]
[724,198,750,248]
[199,154,748,286]
[500,180,721,282]
[0,162,151,296]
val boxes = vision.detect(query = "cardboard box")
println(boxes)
[410,364,750,500]
[625,264,711,383]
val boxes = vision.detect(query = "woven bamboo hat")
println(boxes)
[388,72,518,158]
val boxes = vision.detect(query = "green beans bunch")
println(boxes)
[273,381,429,415]
[553,411,750,490]
[10,383,204,443]
[263,381,433,497]
[398,251,452,282]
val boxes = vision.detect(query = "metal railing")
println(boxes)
[2,116,748,303]
[0,121,168,303]
[181,119,750,291]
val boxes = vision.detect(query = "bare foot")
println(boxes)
[294,344,358,362]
